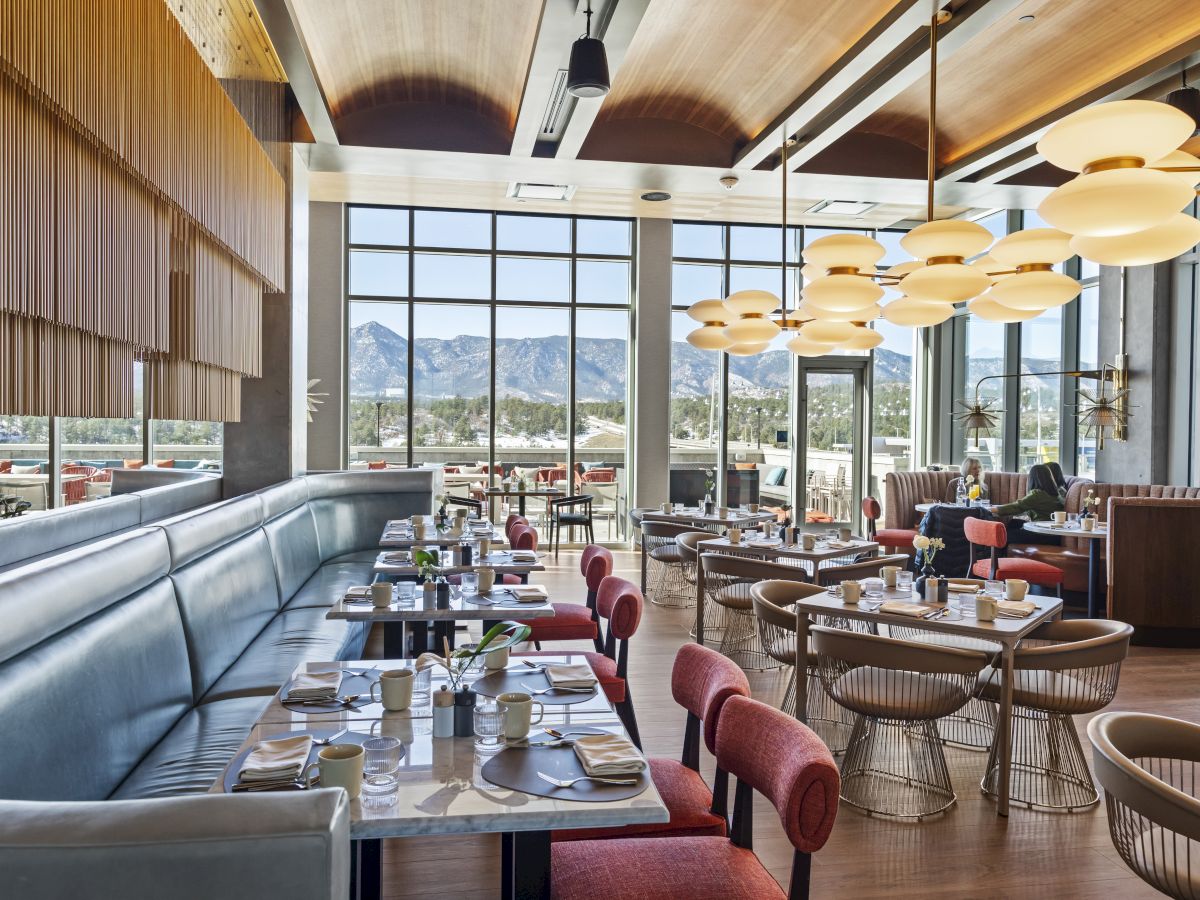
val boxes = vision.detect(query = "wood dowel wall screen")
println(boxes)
[0,0,285,423]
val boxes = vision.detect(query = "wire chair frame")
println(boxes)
[678,532,728,643]
[978,620,1132,812]
[701,555,811,672]
[642,522,696,609]
[813,626,988,820]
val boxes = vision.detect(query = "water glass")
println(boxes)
[361,736,403,808]
[473,701,505,752]
[896,571,914,595]
[460,571,478,595]
[984,580,1004,596]
[394,582,415,607]
[863,577,884,600]
[411,666,432,702]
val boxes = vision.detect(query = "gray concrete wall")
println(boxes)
[306,201,346,471]
[631,218,671,511]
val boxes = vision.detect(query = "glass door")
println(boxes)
[795,360,869,530]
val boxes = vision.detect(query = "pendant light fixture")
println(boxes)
[566,1,611,98]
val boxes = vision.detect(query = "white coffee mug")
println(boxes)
[497,691,545,740]
[484,645,509,670]
[413,523,427,541]
[1005,579,1029,601]
[304,744,364,799]
[477,568,496,593]
[1052,511,1067,524]
[479,538,492,557]
[841,580,862,604]
[371,582,393,609]
[728,527,742,544]
[717,506,728,518]
[976,596,998,622]
[370,669,414,711]
[839,527,853,542]
[880,565,900,588]
[801,533,816,550]
[1080,517,1095,532]
[660,502,672,513]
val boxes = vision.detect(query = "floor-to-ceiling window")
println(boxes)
[1019,304,1064,469]
[1075,259,1101,477]
[346,206,632,540]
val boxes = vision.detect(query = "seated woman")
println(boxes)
[993,463,1065,545]
[947,456,989,504]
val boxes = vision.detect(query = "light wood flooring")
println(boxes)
[367,550,1200,899]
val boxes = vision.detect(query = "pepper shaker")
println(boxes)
[432,686,454,738]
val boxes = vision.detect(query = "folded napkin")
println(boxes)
[827,539,858,549]
[545,663,597,689]
[343,585,374,601]
[997,599,1038,618]
[947,582,981,593]
[509,549,538,562]
[880,600,934,618]
[573,734,646,777]
[238,735,312,783]
[381,551,411,563]
[747,539,782,549]
[286,670,341,701]
[509,584,549,602]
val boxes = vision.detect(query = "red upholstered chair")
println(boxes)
[554,643,750,842]
[862,496,917,554]
[520,545,612,651]
[550,695,840,900]
[500,524,539,586]
[964,516,1064,595]
[504,514,529,540]
[525,575,645,748]
[60,465,98,504]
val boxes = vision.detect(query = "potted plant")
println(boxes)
[414,547,439,602]
[417,621,532,736]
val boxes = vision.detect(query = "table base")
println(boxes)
[502,830,550,900]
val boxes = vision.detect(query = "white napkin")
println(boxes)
[747,539,781,549]
[827,539,858,549]
[997,599,1038,618]
[573,734,646,777]
[343,586,373,601]
[947,582,981,594]
[509,549,538,562]
[286,670,341,700]
[545,663,597,689]
[238,735,313,783]
[509,585,549,602]
[880,600,934,618]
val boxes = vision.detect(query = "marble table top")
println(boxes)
[699,534,880,565]
[373,549,545,576]
[641,507,776,527]
[379,518,504,548]
[326,586,555,621]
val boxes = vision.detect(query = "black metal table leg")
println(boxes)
[408,620,429,654]
[383,622,407,658]
[518,495,527,517]
[501,830,550,900]
[351,838,382,900]
[1087,539,1101,618]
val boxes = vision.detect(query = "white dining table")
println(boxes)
[1023,520,1108,617]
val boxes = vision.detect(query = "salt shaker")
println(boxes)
[432,686,454,738]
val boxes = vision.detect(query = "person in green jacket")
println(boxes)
[994,463,1066,545]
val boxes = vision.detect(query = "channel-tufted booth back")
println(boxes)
[885,469,1093,530]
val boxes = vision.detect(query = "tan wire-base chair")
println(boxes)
[1089,712,1200,900]
[641,521,697,609]
[751,581,856,753]
[977,619,1133,812]
[813,625,989,819]
[677,531,728,642]
[814,553,912,588]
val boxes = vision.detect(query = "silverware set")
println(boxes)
[521,681,595,695]
[536,772,638,788]
[281,693,362,707]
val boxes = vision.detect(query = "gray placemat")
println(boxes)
[221,730,380,793]
[279,670,377,714]
[480,745,647,802]
[470,668,599,705]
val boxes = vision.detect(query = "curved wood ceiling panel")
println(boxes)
[290,0,541,130]
[864,0,1200,165]
[595,0,904,145]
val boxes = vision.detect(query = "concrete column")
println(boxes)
[222,147,310,496]
[631,218,671,510]
[306,201,346,470]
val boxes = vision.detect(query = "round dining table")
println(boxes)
[1023,520,1108,619]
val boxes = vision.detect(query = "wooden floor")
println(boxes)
[368,550,1200,899]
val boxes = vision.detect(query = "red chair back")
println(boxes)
[0,460,10,474]
[582,468,615,483]
[580,544,614,592]
[964,516,1006,550]
[504,514,528,539]
[510,524,538,551]
[596,576,642,641]
[90,468,113,484]
[672,643,750,757]
[861,497,881,522]
[61,466,98,504]
[716,695,840,858]
[367,460,387,470]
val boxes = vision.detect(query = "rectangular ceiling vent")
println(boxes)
[539,68,572,139]
[806,200,877,217]
[506,182,578,201]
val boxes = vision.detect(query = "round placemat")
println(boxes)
[279,670,377,714]
[222,730,380,793]
[470,669,598,705]
[480,745,647,802]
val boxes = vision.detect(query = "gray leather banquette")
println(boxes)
[0,469,434,804]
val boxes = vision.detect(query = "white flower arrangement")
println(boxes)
[913,535,945,566]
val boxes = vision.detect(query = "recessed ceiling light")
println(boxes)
[506,182,576,201]
[806,199,877,216]
[1018,14,1035,22]
[640,191,671,202]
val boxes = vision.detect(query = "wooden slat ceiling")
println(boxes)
[165,0,286,81]
[864,0,1200,166]
[594,0,904,145]
[289,0,541,130]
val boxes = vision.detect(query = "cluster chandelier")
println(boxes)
[685,9,1200,358]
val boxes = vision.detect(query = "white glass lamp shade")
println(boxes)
[968,294,1043,323]
[723,315,781,344]
[1069,213,1200,266]
[881,260,922,297]
[1038,168,1193,237]
[723,289,778,318]
[802,233,885,271]
[987,270,1080,311]
[725,341,770,357]
[1036,99,1195,172]
[799,299,881,322]
[803,273,883,311]
[899,263,990,303]
[970,254,1012,282]
[687,325,734,350]
[838,326,885,350]
[686,298,729,324]
[1149,150,1200,188]
[786,334,834,357]
[800,320,857,344]
[800,263,824,282]
[900,219,993,260]
[881,296,955,327]
[990,228,1074,267]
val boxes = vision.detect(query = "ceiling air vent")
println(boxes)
[539,69,572,139]
[806,200,877,216]
[506,182,578,201]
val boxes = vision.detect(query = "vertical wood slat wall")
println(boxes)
[0,0,285,423]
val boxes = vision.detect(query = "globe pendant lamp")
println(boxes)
[881,296,955,327]
[802,233,886,311]
[726,341,770,357]
[685,299,734,350]
[1069,213,1200,267]
[566,1,610,98]
[722,289,781,343]
[1035,99,1196,237]
[839,325,885,351]
[968,294,1043,324]
[985,228,1080,311]
[786,333,834,357]
[798,299,882,323]
[800,319,857,345]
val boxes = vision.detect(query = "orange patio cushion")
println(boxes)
[154,459,175,468]
[123,459,144,469]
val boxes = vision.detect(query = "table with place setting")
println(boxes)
[372,547,545,579]
[379,516,505,549]
[1023,519,1108,618]
[213,653,666,900]
[640,505,777,530]
[791,580,1063,817]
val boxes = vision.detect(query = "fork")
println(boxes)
[340,666,375,677]
[282,694,361,707]
[536,772,638,788]
[521,681,594,695]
